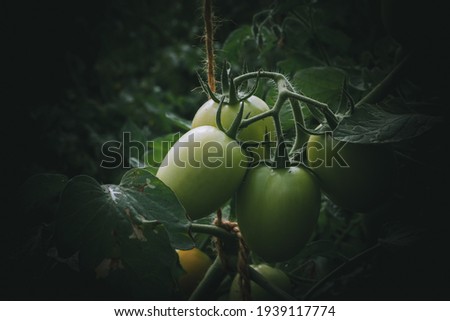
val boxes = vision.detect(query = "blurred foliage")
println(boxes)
[6,0,272,188]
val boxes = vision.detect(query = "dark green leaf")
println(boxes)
[222,25,255,67]
[94,224,182,299]
[316,26,351,54]
[333,104,443,144]
[56,170,192,297]
[293,67,346,115]
[118,168,191,247]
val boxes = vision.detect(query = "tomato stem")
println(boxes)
[272,112,289,168]
[188,256,227,300]
[215,96,227,132]
[284,91,338,129]
[226,101,245,140]
[190,223,238,243]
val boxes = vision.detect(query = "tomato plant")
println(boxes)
[11,0,449,303]
[192,95,276,161]
[307,133,396,213]
[229,264,291,300]
[176,248,212,296]
[236,165,321,262]
[156,125,248,220]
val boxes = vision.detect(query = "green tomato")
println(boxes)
[307,133,396,213]
[229,264,291,300]
[236,165,321,262]
[191,95,276,161]
[156,125,248,220]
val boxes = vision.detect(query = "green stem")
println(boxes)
[239,109,274,129]
[290,102,307,151]
[249,266,297,300]
[234,70,327,155]
[356,54,410,107]
[226,101,245,139]
[234,71,282,86]
[284,91,338,129]
[272,112,289,168]
[190,223,237,243]
[189,256,227,300]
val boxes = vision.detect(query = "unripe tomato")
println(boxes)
[156,125,248,220]
[176,248,212,296]
[229,264,291,300]
[236,165,321,262]
[307,133,396,213]
[192,96,276,161]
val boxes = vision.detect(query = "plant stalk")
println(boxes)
[189,256,227,300]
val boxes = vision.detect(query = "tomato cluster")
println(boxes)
[156,92,321,263]
[155,69,396,298]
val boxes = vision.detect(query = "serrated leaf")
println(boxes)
[333,104,443,144]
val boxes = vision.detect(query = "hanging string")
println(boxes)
[203,0,216,93]
[213,208,252,300]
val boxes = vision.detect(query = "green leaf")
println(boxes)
[93,224,182,299]
[56,169,193,298]
[293,66,347,115]
[222,25,255,66]
[316,26,352,54]
[333,104,443,144]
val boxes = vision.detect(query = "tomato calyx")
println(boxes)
[198,61,261,106]
[215,96,245,140]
